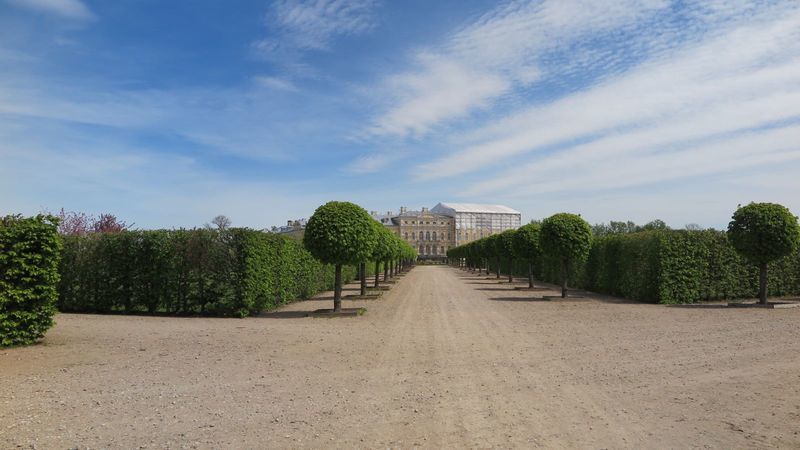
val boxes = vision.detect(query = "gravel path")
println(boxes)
[2,265,799,448]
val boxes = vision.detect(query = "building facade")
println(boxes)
[431,203,522,246]
[372,202,521,260]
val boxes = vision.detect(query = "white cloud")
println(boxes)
[366,0,669,138]
[367,55,510,137]
[344,152,403,174]
[254,75,298,92]
[6,0,94,20]
[254,0,377,57]
[410,1,800,186]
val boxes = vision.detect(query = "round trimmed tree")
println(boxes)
[540,213,592,298]
[498,230,516,282]
[485,234,501,279]
[303,201,376,312]
[727,202,800,305]
[512,222,542,288]
[370,223,392,288]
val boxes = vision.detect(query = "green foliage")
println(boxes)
[496,230,515,258]
[1,215,62,347]
[540,213,592,267]
[58,229,357,317]
[512,223,541,262]
[727,202,800,265]
[550,229,800,304]
[371,222,394,262]
[303,201,377,265]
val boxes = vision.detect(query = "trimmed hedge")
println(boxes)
[535,229,800,303]
[58,229,358,317]
[1,215,62,347]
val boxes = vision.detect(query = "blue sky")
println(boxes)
[1,0,799,230]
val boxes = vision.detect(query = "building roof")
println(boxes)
[432,202,521,215]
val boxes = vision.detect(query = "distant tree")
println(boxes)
[727,203,800,305]
[640,219,669,231]
[497,230,516,282]
[303,202,376,312]
[591,220,639,237]
[371,223,392,289]
[485,234,502,279]
[540,213,593,298]
[207,215,232,231]
[92,213,129,233]
[684,223,702,231]
[53,209,129,235]
[55,208,92,236]
[512,222,542,288]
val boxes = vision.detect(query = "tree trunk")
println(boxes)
[384,262,389,282]
[496,258,501,279]
[334,264,342,312]
[508,258,513,283]
[561,260,568,298]
[528,262,534,288]
[374,261,380,288]
[759,262,768,305]
[360,262,367,296]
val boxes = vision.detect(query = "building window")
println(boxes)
[419,245,424,254]
[432,231,437,241]
[426,245,430,255]
[404,232,408,240]
[412,231,416,240]
[441,246,445,254]
[426,231,430,240]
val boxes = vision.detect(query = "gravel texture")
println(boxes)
[2,265,799,448]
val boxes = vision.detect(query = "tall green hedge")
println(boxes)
[58,229,358,317]
[1,215,62,347]
[533,229,800,303]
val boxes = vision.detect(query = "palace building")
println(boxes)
[372,202,521,260]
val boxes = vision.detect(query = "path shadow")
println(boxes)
[475,287,517,291]
[256,310,309,319]
[666,304,731,309]
[489,296,552,302]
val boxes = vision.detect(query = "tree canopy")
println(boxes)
[512,222,542,262]
[303,201,377,266]
[727,202,800,265]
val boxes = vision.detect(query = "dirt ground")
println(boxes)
[2,266,800,449]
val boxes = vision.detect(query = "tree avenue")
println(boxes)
[512,222,542,289]
[727,202,800,305]
[497,230,516,283]
[540,213,592,298]
[303,201,377,312]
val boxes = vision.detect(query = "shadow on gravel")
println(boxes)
[256,311,309,319]
[489,297,552,302]
[666,304,731,309]
[475,287,517,291]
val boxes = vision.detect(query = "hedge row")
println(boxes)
[58,229,360,317]
[534,229,800,303]
[1,215,62,347]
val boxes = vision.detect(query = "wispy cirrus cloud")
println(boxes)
[366,0,670,138]
[343,151,405,174]
[253,0,378,58]
[421,2,800,185]
[5,0,94,20]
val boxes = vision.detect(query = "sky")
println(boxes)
[1,0,799,230]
